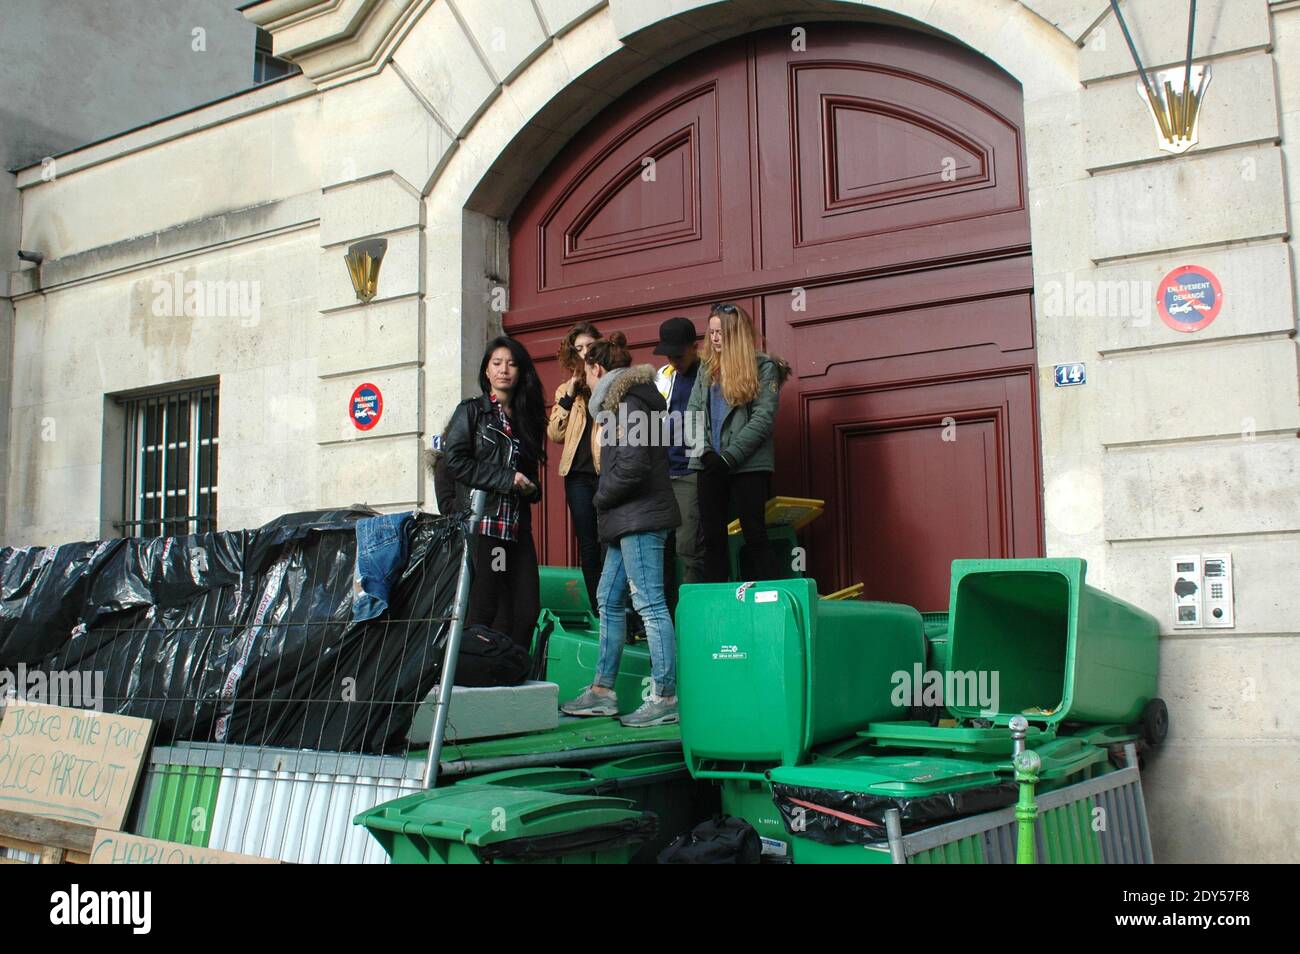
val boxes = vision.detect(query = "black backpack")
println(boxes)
[657,816,762,864]
[454,624,531,687]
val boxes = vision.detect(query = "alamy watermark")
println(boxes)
[0,665,104,711]
[151,273,261,326]
[594,406,709,456]
[1039,274,1154,324]
[890,663,1000,715]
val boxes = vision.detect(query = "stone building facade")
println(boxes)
[4,0,1298,861]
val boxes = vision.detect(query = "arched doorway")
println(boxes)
[506,23,1044,610]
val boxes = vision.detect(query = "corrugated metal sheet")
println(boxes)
[210,769,422,864]
[139,743,425,864]
[140,764,221,846]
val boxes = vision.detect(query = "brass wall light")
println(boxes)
[1111,0,1210,155]
[344,238,387,303]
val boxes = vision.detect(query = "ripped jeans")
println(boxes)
[593,529,676,698]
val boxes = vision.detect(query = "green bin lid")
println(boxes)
[1002,737,1109,782]
[768,756,1004,796]
[453,767,597,792]
[354,786,642,847]
[589,752,688,780]
[857,721,1053,754]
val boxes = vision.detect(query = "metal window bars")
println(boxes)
[117,385,219,538]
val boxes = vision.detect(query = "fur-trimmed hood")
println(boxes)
[763,353,793,386]
[600,363,658,412]
[590,363,659,415]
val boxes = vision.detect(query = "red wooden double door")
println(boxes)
[506,23,1044,610]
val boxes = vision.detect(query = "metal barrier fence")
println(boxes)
[0,501,484,865]
[891,757,1153,864]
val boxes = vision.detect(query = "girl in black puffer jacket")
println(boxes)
[560,333,683,728]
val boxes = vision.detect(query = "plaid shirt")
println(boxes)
[476,395,522,542]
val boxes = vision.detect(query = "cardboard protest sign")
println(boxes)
[0,701,152,830]
[91,830,279,865]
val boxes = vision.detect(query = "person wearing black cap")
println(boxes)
[654,316,705,614]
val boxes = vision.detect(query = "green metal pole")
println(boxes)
[1014,750,1042,864]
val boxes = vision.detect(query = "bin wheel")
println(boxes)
[1141,698,1169,748]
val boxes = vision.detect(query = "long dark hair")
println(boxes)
[479,335,547,464]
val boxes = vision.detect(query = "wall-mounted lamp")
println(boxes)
[1111,0,1211,155]
[344,238,387,303]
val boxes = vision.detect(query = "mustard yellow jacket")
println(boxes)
[547,378,602,475]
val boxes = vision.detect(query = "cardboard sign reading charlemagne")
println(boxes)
[92,831,279,865]
[0,701,152,830]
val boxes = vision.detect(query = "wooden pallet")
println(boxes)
[0,810,94,864]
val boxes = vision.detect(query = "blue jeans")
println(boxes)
[594,529,676,698]
[352,511,415,622]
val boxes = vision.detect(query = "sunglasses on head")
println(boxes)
[709,303,739,314]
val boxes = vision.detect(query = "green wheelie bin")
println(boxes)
[354,786,655,864]
[451,752,716,862]
[676,578,925,774]
[945,557,1162,728]
[765,755,1016,864]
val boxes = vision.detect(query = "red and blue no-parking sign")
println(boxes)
[349,382,383,430]
[1157,265,1223,333]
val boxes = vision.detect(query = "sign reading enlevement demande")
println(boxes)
[0,701,152,830]
[1157,264,1223,333]
[350,382,383,430]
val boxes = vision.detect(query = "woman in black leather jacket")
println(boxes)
[443,336,547,650]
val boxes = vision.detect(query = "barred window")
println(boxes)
[117,385,219,538]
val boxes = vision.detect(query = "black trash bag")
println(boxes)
[478,812,657,863]
[454,624,530,687]
[0,508,469,754]
[770,781,1017,847]
[657,816,762,864]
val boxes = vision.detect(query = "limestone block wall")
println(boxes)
[7,78,324,540]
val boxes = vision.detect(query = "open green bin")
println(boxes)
[727,525,801,581]
[537,608,652,715]
[453,752,713,862]
[539,565,592,615]
[677,578,925,774]
[354,786,655,864]
[946,558,1159,727]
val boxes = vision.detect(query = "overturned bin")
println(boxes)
[943,558,1161,729]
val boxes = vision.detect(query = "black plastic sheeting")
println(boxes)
[770,781,1017,847]
[0,508,466,754]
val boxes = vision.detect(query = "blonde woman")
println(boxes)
[686,303,790,582]
[546,321,602,612]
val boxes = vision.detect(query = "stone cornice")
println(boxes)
[243,0,429,88]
